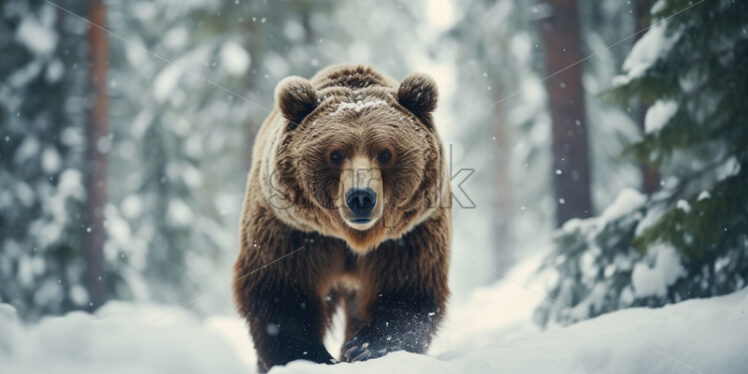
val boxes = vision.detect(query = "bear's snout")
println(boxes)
[346,188,377,221]
[338,155,384,231]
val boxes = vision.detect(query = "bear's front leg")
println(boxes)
[245,282,336,370]
[341,292,441,362]
[341,213,450,362]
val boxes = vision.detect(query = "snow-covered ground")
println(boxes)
[1,256,746,374]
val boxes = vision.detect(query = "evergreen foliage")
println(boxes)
[0,0,95,319]
[536,0,748,326]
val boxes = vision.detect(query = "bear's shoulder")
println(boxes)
[310,64,397,91]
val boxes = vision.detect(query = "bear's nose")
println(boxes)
[345,188,376,220]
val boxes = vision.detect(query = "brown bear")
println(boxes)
[232,64,451,372]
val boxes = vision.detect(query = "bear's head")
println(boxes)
[260,71,449,253]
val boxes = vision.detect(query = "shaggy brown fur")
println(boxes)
[233,64,451,372]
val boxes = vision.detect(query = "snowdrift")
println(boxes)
[1,270,746,373]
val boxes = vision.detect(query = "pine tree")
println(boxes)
[443,1,557,276]
[536,0,748,327]
[578,0,643,210]
[540,0,593,226]
[104,0,254,305]
[0,0,93,319]
[103,0,338,309]
[632,0,661,194]
[82,0,109,311]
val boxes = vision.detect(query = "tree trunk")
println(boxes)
[243,79,257,172]
[83,0,109,311]
[540,0,592,227]
[635,0,660,194]
[492,93,513,272]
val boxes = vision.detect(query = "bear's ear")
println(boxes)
[275,76,318,126]
[397,73,439,118]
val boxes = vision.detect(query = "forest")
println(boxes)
[1,0,746,373]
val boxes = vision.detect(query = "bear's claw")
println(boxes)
[342,336,396,362]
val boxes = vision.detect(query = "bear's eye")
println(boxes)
[329,150,344,166]
[377,149,392,164]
